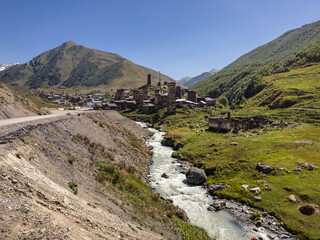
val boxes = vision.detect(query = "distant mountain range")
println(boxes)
[0,63,19,71]
[0,41,175,92]
[178,68,219,87]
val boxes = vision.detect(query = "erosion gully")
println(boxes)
[137,122,297,240]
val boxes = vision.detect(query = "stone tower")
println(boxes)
[167,82,176,114]
[115,89,125,100]
[138,93,144,109]
[142,87,148,100]
[147,74,152,85]
[175,85,182,99]
[187,91,197,103]
[154,89,161,109]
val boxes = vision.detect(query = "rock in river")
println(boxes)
[186,167,207,185]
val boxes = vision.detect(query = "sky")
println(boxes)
[1,0,320,80]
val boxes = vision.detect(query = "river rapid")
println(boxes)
[140,123,297,240]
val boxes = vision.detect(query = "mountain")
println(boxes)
[179,68,219,87]
[0,63,19,71]
[178,76,192,86]
[184,68,219,87]
[0,82,45,119]
[0,41,175,92]
[191,20,320,106]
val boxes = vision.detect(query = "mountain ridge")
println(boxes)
[0,41,175,92]
[179,68,219,87]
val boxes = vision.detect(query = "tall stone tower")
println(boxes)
[147,74,152,85]
[167,82,176,114]
[175,86,182,99]
[154,89,161,110]
[142,87,148,100]
[138,93,144,110]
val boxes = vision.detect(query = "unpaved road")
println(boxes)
[0,113,65,127]
[0,109,93,137]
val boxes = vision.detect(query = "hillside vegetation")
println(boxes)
[0,41,175,92]
[191,20,320,108]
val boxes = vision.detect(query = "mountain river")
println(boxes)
[139,122,297,240]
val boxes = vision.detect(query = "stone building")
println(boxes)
[115,89,125,100]
[176,86,182,99]
[187,91,197,102]
[147,74,152,85]
[167,82,176,114]
[208,115,269,132]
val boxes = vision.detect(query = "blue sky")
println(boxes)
[1,0,320,80]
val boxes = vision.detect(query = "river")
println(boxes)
[141,123,296,240]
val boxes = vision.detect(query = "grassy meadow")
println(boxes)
[147,106,320,240]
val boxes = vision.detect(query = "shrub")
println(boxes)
[68,181,78,195]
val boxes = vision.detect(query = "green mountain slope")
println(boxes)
[191,20,320,107]
[0,41,175,92]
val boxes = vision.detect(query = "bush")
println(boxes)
[68,181,78,195]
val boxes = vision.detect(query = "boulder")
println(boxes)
[230,142,238,146]
[211,200,227,210]
[297,162,317,170]
[208,183,229,193]
[256,163,273,174]
[161,173,169,179]
[161,137,174,147]
[249,187,261,193]
[186,167,207,185]
[253,196,262,201]
[175,208,189,222]
[161,196,173,203]
[242,184,249,191]
[288,195,296,202]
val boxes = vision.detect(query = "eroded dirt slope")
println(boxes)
[0,82,44,119]
[0,111,182,239]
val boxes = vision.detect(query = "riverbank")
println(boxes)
[124,108,320,240]
[145,122,298,239]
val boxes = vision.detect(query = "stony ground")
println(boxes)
[0,111,182,240]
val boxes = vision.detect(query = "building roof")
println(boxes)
[108,103,117,107]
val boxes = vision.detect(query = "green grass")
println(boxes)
[142,108,320,240]
[171,216,212,240]
[25,94,61,108]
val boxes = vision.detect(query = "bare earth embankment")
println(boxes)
[0,111,186,239]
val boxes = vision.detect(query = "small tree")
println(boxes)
[218,95,229,107]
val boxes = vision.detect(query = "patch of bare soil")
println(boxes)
[0,111,182,239]
[298,203,320,215]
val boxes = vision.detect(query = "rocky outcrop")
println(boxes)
[256,163,273,174]
[249,187,261,193]
[208,183,229,193]
[186,167,207,185]
[297,162,318,170]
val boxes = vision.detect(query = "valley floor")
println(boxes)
[127,108,320,240]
